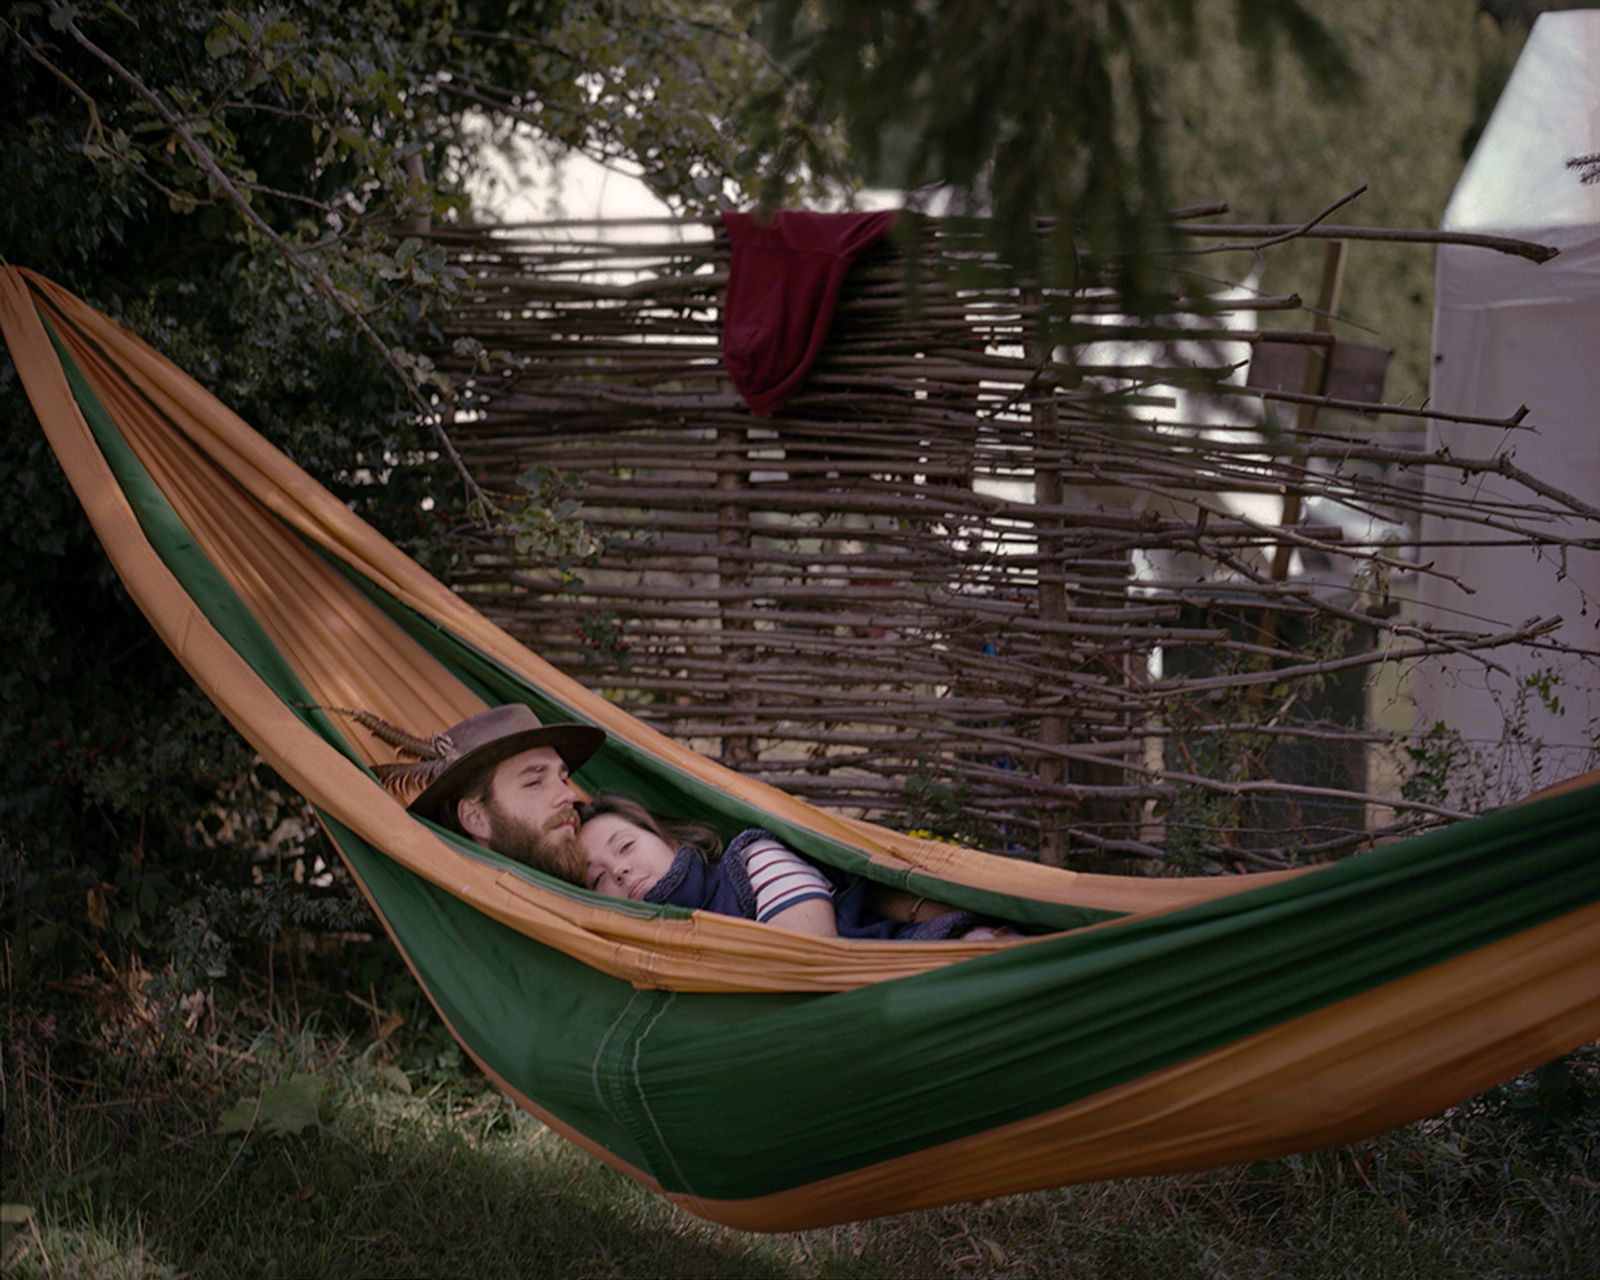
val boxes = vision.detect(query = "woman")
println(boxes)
[577,795,1011,939]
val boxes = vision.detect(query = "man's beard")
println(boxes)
[487,806,585,884]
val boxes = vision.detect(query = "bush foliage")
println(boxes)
[0,0,812,1020]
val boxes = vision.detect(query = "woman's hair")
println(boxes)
[578,794,723,860]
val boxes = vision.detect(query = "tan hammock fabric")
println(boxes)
[6,264,1597,1231]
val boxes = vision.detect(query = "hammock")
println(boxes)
[4,265,1598,1232]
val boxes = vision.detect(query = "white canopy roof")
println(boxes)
[1444,8,1600,234]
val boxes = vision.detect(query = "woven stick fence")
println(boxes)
[422,212,1597,869]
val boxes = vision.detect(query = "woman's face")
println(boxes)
[579,813,679,900]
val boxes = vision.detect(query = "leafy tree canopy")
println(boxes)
[5,1,823,495]
[744,0,1358,318]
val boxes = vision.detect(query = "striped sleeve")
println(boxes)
[739,836,834,923]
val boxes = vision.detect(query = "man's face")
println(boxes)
[456,745,583,883]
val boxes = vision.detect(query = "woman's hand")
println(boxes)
[865,884,959,924]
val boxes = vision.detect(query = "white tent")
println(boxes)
[1415,9,1600,798]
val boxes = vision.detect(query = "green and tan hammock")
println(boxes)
[4,265,1598,1231]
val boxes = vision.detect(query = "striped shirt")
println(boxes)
[739,835,834,923]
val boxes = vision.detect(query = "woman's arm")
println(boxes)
[740,836,839,935]
[762,895,839,936]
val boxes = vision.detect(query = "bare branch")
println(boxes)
[1175,185,1367,256]
[49,2,492,517]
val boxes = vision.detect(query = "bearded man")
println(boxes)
[393,704,605,884]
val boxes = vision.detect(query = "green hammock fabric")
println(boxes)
[5,265,1598,1230]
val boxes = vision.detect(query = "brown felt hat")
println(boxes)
[398,705,605,824]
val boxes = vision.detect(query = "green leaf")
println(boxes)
[205,28,241,60]
[0,1204,34,1225]
[216,1073,327,1136]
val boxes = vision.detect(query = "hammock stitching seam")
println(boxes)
[632,994,700,1203]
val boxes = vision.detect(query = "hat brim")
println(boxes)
[407,723,606,824]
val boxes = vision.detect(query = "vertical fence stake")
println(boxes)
[1029,364,1073,865]
[717,424,757,767]
[1253,238,1349,668]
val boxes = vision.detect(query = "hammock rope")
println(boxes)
[4,265,1597,1231]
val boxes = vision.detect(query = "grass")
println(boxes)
[4,984,1598,1280]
